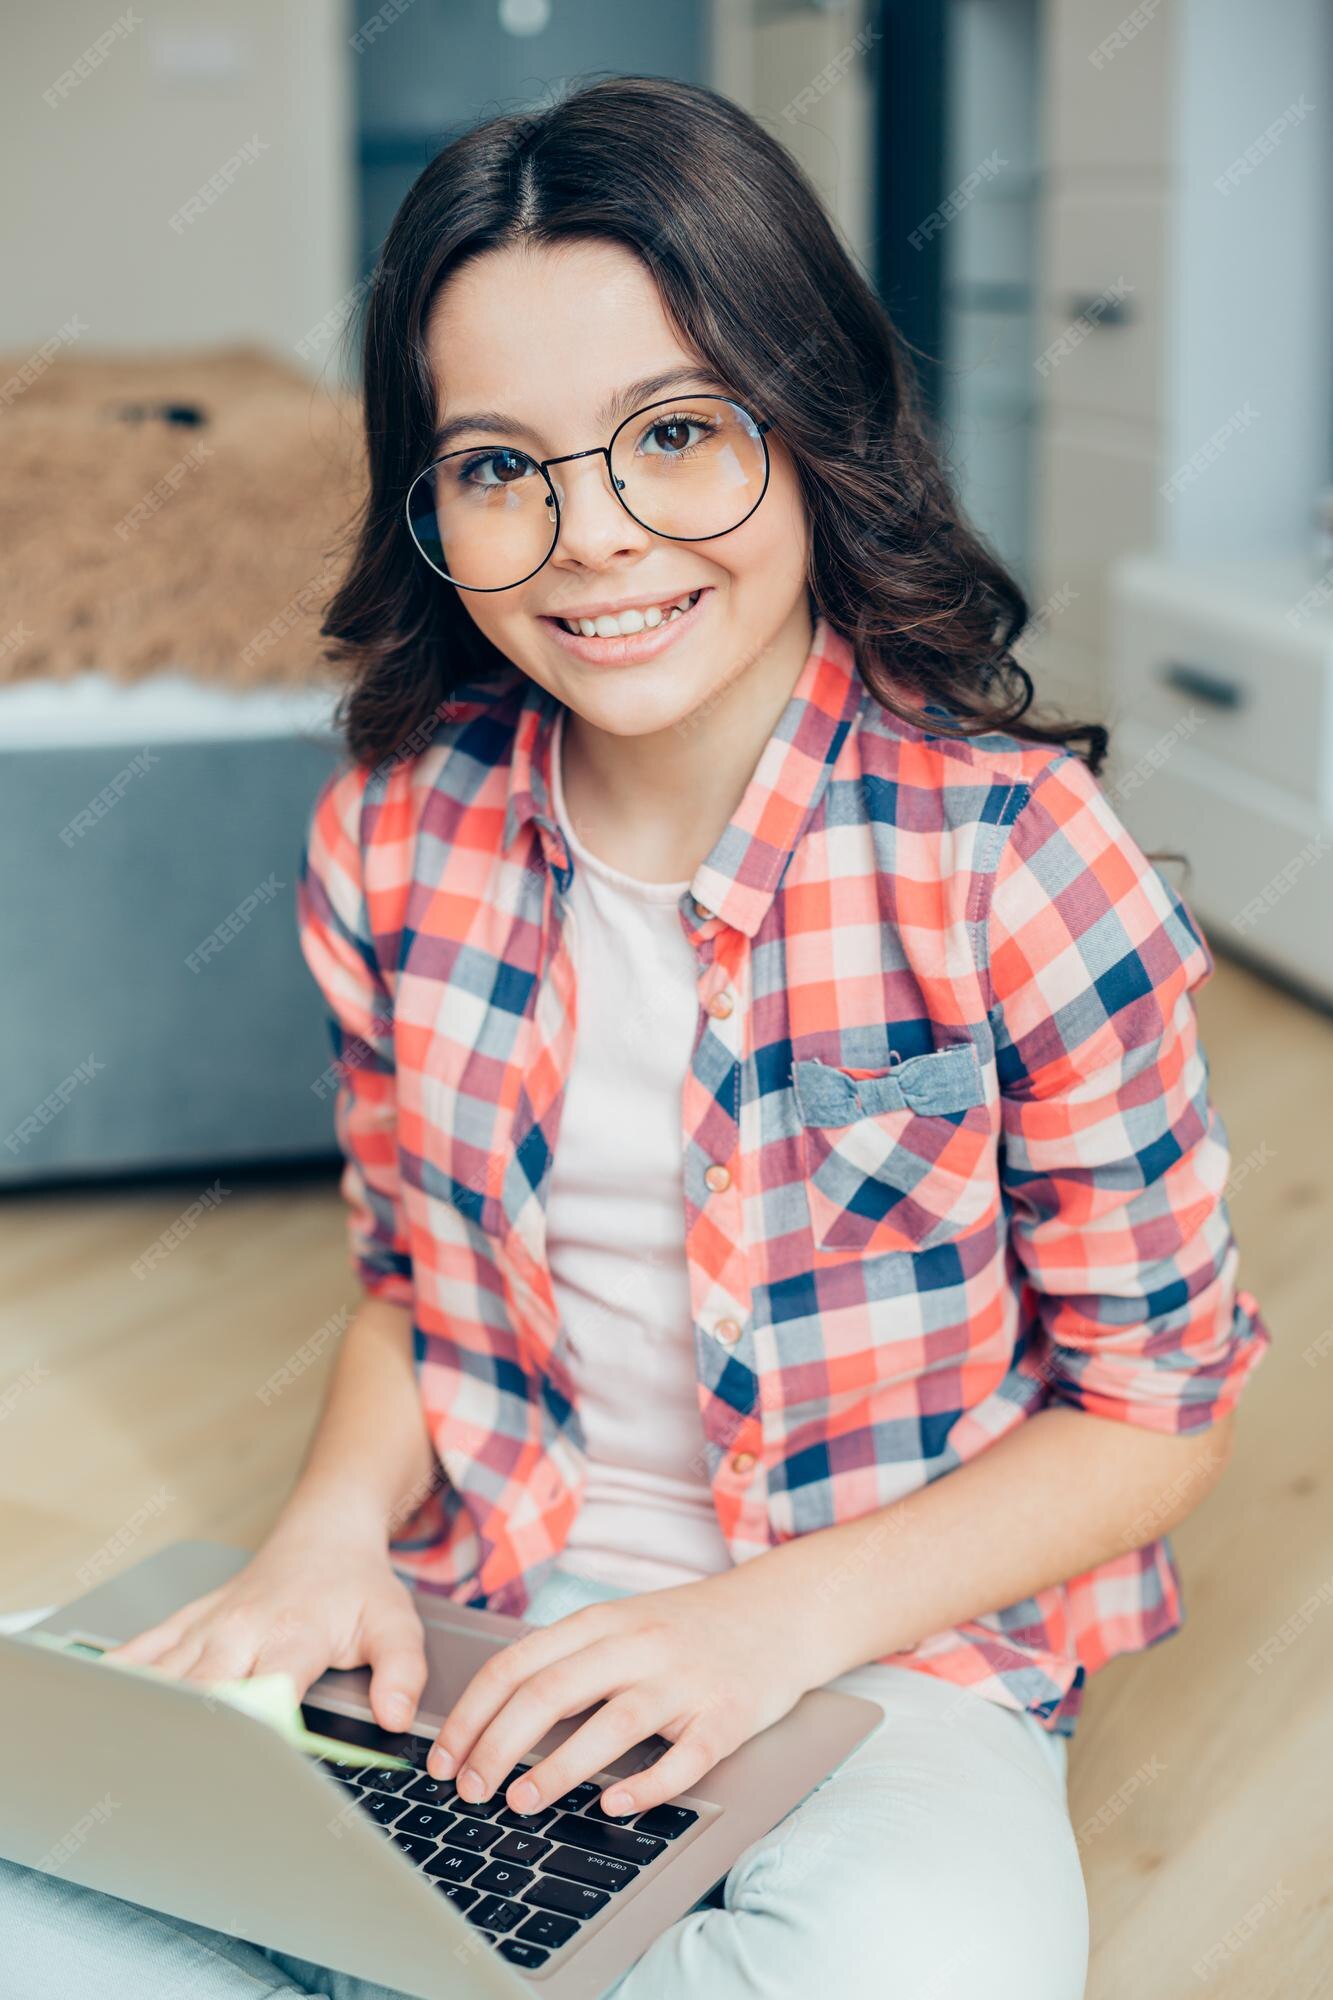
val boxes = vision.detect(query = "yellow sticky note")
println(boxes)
[202,1670,414,1770]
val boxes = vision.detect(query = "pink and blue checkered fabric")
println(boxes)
[297,613,1270,1735]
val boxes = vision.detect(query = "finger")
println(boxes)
[172,1613,271,1687]
[168,1618,323,1703]
[250,1629,340,1706]
[426,1602,622,1780]
[596,1726,723,1818]
[101,1590,223,1665]
[510,1681,680,1819]
[434,1632,644,1808]
[139,1630,211,1683]
[442,1633,652,1806]
[364,1609,428,1733]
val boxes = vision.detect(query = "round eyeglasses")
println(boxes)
[405,394,772,591]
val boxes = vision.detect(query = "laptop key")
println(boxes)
[358,1766,416,1796]
[424,1847,484,1882]
[394,1805,455,1841]
[391,1833,439,1865]
[549,1815,666,1864]
[634,1804,699,1839]
[516,1909,580,1950]
[581,1795,639,1823]
[357,1793,406,1825]
[496,1804,557,1832]
[553,1780,600,1811]
[473,1860,534,1897]
[543,1845,637,1893]
[435,1882,478,1911]
[469,1895,526,1933]
[491,1830,552,1866]
[404,1774,456,1808]
[523,1876,609,1920]
[451,1795,504,1822]
[440,1818,502,1855]
[499,1939,550,1968]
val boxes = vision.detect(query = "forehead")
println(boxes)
[424,237,705,432]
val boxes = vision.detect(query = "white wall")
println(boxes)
[712,0,877,280]
[4,1,880,375]
[1,1,354,370]
[1164,0,1332,558]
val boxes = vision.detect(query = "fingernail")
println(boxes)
[511,1778,539,1812]
[458,1765,484,1799]
[601,1788,632,1816]
[384,1694,410,1728]
[428,1746,455,1779]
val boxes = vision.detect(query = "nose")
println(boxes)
[546,450,654,566]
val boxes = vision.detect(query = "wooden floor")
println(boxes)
[1,947,1328,1995]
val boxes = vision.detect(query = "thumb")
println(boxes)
[365,1607,428,1735]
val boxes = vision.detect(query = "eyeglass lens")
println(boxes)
[406,396,767,589]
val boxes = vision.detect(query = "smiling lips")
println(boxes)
[553,589,703,637]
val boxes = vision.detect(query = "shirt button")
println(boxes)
[704,1163,731,1193]
[707,989,733,1019]
[715,1317,742,1344]
[694,900,714,921]
[729,1450,757,1474]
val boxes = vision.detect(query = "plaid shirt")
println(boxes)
[297,613,1270,1736]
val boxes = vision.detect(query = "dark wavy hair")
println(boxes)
[323,72,1107,777]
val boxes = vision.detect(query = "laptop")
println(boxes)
[0,1538,882,1999]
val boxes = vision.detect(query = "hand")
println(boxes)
[424,1562,834,1822]
[100,1520,428,1733]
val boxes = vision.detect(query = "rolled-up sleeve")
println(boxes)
[985,751,1271,1433]
[296,762,413,1308]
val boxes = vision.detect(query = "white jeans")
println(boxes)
[0,1569,1089,1998]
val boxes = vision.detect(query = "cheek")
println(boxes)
[459,594,542,667]
[726,473,809,591]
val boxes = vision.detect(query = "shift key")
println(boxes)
[544,1844,638,1892]
[549,1815,665,1864]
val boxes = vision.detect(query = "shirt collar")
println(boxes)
[502,610,867,938]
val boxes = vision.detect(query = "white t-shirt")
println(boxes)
[544,705,735,1593]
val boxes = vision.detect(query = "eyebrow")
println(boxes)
[429,367,736,458]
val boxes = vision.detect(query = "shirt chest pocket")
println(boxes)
[791,1041,996,1256]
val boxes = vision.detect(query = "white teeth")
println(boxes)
[559,590,700,638]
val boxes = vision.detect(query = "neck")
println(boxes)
[558,595,817,884]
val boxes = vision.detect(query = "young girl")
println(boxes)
[6,74,1270,2000]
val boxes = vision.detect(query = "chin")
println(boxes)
[570,684,703,738]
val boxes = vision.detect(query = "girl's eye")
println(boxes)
[638,412,715,456]
[458,447,536,488]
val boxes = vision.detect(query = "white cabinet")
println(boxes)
[1108,555,1333,1004]
[1031,0,1332,722]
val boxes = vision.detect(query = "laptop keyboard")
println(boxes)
[302,1704,700,1973]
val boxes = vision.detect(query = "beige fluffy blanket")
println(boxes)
[0,346,368,689]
